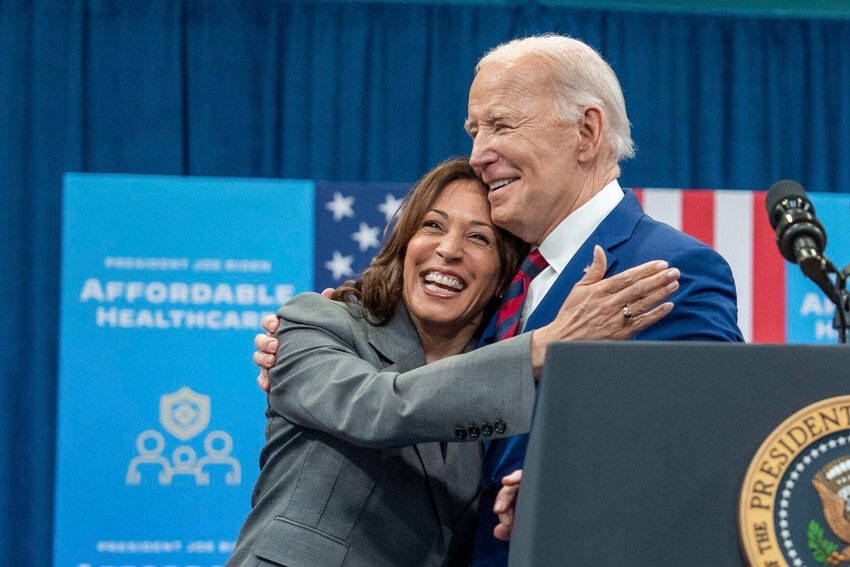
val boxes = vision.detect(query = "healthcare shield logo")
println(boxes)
[740,396,850,567]
[126,387,241,486]
[160,386,210,441]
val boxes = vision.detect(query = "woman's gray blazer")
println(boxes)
[226,293,535,567]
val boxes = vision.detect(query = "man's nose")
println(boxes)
[469,133,497,170]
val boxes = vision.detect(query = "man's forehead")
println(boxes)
[468,58,552,108]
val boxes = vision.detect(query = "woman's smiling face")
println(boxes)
[402,178,503,338]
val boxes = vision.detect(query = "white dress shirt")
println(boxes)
[520,180,624,330]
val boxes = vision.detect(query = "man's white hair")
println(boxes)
[476,34,635,162]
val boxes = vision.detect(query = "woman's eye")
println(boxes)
[422,220,442,230]
[470,233,491,245]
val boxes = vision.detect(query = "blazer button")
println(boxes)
[494,419,507,434]
[481,422,494,437]
[468,424,481,439]
[455,426,468,440]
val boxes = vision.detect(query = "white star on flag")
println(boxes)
[324,250,355,280]
[377,193,404,222]
[351,222,381,252]
[325,191,355,221]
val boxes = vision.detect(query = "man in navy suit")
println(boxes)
[255,34,742,567]
[463,35,742,565]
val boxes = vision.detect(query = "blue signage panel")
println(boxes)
[55,174,314,567]
[785,192,850,344]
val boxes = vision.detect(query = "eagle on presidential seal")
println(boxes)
[810,456,850,565]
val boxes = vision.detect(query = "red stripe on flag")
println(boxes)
[751,191,785,343]
[681,190,715,247]
[632,188,643,206]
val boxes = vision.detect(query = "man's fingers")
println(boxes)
[493,484,520,513]
[493,501,516,540]
[263,336,278,354]
[256,369,270,393]
[492,469,522,541]
[254,333,279,354]
[501,469,522,486]
[253,350,275,369]
[496,510,514,528]
[493,522,513,541]
[261,313,279,334]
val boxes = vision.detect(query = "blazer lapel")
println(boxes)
[366,303,456,536]
[524,189,644,332]
[366,302,424,365]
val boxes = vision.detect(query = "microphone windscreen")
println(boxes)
[766,180,808,228]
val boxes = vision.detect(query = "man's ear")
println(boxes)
[577,106,604,163]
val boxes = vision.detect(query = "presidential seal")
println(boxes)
[740,396,850,567]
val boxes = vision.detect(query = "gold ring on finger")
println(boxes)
[623,305,634,321]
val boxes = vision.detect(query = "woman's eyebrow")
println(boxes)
[430,209,493,229]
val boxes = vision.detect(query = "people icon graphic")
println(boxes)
[126,386,240,486]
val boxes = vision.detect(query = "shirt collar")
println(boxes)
[537,179,624,273]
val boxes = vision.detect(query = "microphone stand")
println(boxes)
[798,253,848,344]
[834,263,850,344]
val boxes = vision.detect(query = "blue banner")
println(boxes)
[54,174,314,567]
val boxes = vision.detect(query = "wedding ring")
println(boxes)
[623,305,634,320]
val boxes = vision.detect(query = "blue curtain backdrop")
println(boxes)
[3,0,850,563]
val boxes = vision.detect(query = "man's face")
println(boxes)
[466,55,581,245]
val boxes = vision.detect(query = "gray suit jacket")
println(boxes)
[227,293,535,567]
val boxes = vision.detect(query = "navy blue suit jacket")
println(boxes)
[470,189,743,565]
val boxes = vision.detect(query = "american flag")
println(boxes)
[634,188,784,344]
[315,182,850,344]
[315,181,410,291]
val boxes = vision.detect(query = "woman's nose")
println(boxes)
[435,232,463,260]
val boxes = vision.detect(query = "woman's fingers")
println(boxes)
[577,245,607,285]
[615,270,680,316]
[597,258,670,294]
[622,301,674,336]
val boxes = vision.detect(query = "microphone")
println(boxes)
[765,180,838,304]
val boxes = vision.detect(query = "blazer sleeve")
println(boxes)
[267,293,537,449]
[636,244,744,342]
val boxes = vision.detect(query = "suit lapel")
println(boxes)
[366,302,456,536]
[524,189,644,332]
[366,302,423,364]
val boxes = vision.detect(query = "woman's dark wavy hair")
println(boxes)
[331,157,528,323]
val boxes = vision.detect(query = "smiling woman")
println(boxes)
[330,158,524,326]
[228,158,679,567]
[402,179,509,361]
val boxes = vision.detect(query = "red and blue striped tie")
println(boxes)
[494,248,549,341]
